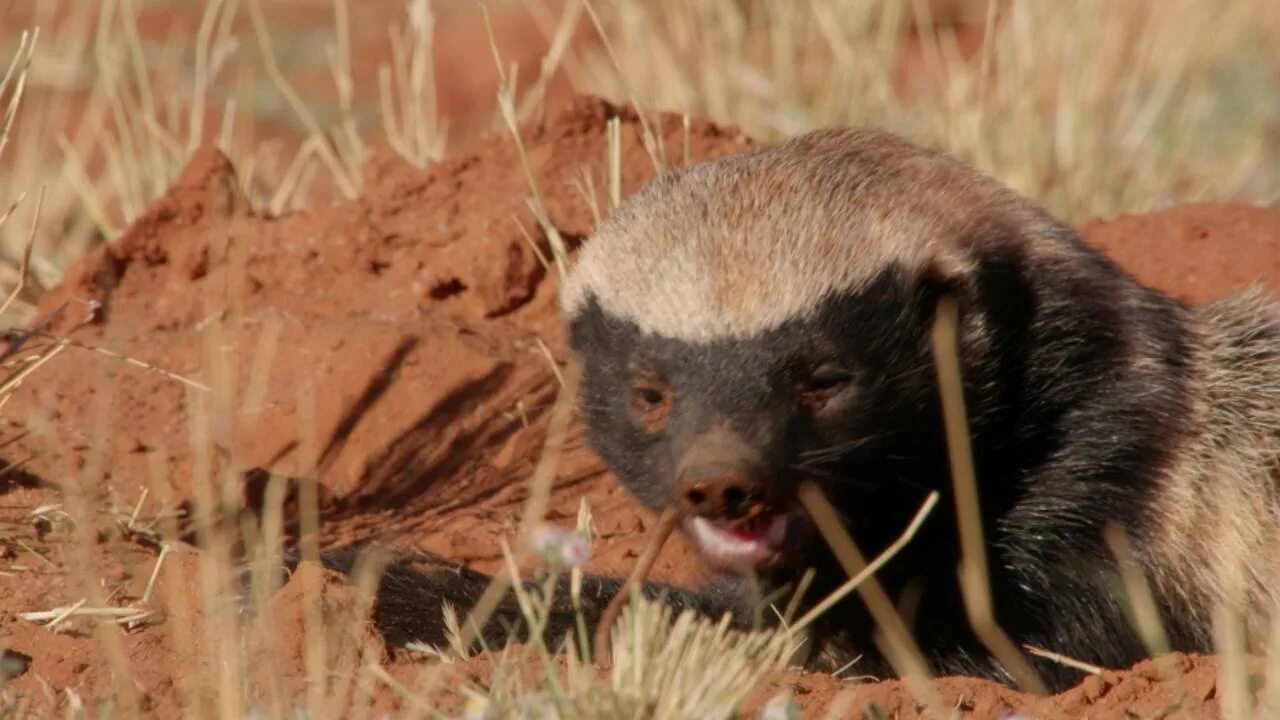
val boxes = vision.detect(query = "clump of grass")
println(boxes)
[0,0,240,325]
[0,30,54,452]
[0,27,40,324]
[379,0,448,168]
[468,585,800,720]
[246,0,361,210]
[0,0,377,322]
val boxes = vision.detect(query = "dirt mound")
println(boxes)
[3,95,1280,717]
[8,95,756,586]
[1082,203,1280,303]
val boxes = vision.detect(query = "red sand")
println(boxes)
[2,94,1280,718]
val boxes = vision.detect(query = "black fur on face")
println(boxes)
[567,261,957,569]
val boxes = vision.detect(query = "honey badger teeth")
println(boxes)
[684,513,792,569]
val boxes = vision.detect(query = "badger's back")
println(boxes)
[1146,286,1280,648]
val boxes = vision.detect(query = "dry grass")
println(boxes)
[1,0,1280,718]
[580,0,1280,222]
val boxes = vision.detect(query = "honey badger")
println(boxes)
[313,127,1280,693]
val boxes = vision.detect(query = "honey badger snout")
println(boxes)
[675,426,767,520]
[677,464,761,518]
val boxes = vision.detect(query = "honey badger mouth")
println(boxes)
[681,505,811,571]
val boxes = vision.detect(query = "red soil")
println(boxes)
[3,95,1280,718]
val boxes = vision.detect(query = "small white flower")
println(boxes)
[531,524,592,568]
[531,524,563,556]
[560,531,592,567]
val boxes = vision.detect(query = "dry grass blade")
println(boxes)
[1023,644,1105,676]
[795,480,947,716]
[0,186,44,320]
[0,340,67,399]
[140,544,171,605]
[454,358,582,656]
[514,0,584,123]
[327,0,368,171]
[0,28,40,320]
[1266,610,1280,718]
[22,330,211,393]
[0,192,28,231]
[593,504,680,665]
[1102,522,1174,662]
[245,0,358,201]
[18,604,147,625]
[929,293,1048,695]
[378,0,446,167]
[269,133,323,215]
[606,116,621,210]
[518,357,582,545]
[480,2,571,283]
[56,132,121,239]
[186,0,232,154]
[1215,600,1255,720]
[790,490,939,635]
[579,0,667,173]
[0,28,39,163]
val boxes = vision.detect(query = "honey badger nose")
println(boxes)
[677,464,761,519]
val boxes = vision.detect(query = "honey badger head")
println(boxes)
[558,127,1190,587]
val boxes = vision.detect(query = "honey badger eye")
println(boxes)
[634,387,665,406]
[629,375,673,432]
[794,365,853,409]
